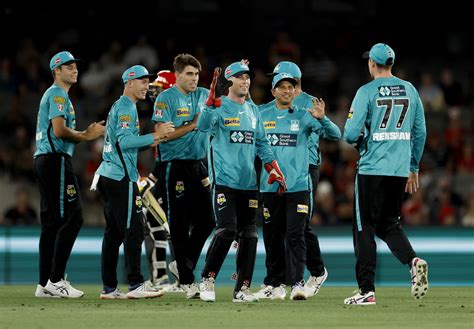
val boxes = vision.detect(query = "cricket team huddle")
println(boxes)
[33,42,429,305]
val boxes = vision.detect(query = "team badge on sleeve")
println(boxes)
[347,108,354,119]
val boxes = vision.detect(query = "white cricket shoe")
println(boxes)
[272,284,287,300]
[100,288,127,300]
[44,279,84,298]
[233,285,259,303]
[254,284,274,299]
[126,283,163,299]
[199,278,215,302]
[344,290,376,305]
[290,282,307,301]
[35,284,59,298]
[182,283,200,299]
[411,257,429,300]
[304,268,328,298]
[167,282,186,293]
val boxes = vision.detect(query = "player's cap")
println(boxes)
[150,70,176,89]
[49,51,81,71]
[272,72,297,89]
[122,65,156,84]
[224,62,255,79]
[266,61,302,79]
[363,43,395,65]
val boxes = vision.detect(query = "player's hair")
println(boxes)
[173,53,201,73]
[375,57,394,70]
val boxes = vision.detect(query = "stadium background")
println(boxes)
[0,2,473,285]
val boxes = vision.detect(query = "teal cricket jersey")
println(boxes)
[152,86,209,161]
[34,84,76,158]
[197,97,275,190]
[259,104,335,193]
[262,92,340,166]
[343,76,426,177]
[95,95,154,182]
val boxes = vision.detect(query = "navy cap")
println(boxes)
[122,65,155,84]
[363,43,395,65]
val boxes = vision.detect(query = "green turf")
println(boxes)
[0,286,472,329]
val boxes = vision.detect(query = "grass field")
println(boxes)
[0,286,472,329]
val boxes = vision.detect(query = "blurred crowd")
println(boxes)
[0,31,473,227]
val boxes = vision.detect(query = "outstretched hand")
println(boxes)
[307,97,325,120]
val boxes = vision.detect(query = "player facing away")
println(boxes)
[152,54,215,299]
[34,51,105,298]
[92,65,174,299]
[343,43,428,305]
[197,62,287,303]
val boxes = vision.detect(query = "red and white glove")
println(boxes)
[264,160,287,195]
[205,67,223,107]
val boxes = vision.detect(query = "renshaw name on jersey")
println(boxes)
[378,85,407,97]
[176,108,190,117]
[224,117,240,126]
[230,130,254,144]
[267,133,297,147]
[264,121,276,129]
[373,131,411,141]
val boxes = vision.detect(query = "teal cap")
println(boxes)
[49,51,80,71]
[363,43,395,65]
[122,65,155,84]
[272,73,297,88]
[224,62,255,79]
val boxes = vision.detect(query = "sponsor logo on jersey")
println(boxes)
[53,96,66,104]
[224,117,241,126]
[217,193,226,206]
[66,185,76,196]
[176,108,190,117]
[119,115,132,122]
[120,122,130,129]
[230,130,254,144]
[297,204,309,213]
[264,121,277,129]
[57,104,63,112]
[249,199,258,208]
[266,133,297,147]
[372,132,411,141]
[290,120,299,131]
[378,85,406,97]
[155,102,168,110]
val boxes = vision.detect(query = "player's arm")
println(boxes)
[343,88,369,144]
[52,117,105,142]
[155,120,196,141]
[410,91,427,173]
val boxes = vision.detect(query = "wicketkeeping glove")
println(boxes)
[264,160,287,195]
[205,67,233,107]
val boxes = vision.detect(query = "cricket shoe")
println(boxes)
[233,285,259,303]
[100,288,127,300]
[44,279,84,298]
[290,281,307,301]
[304,267,328,298]
[126,283,163,299]
[254,284,274,299]
[344,290,376,305]
[182,283,200,299]
[199,277,216,302]
[35,284,59,298]
[411,257,429,300]
[272,284,287,300]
